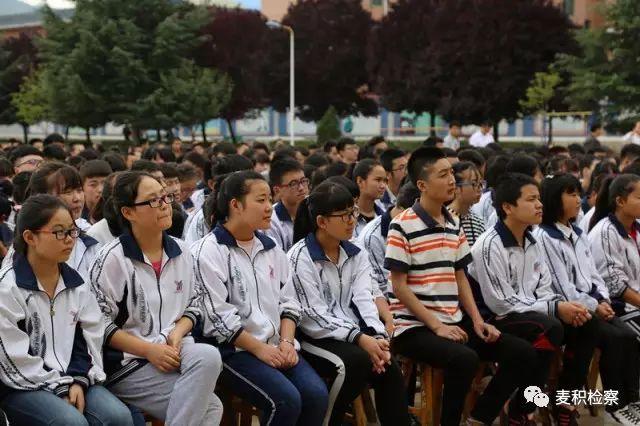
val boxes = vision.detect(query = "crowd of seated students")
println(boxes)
[0,133,639,426]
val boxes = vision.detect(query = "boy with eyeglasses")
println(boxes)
[385,147,539,426]
[377,149,408,211]
[267,159,310,252]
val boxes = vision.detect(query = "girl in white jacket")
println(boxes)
[536,174,640,424]
[0,194,132,426]
[192,170,328,426]
[289,181,409,426]
[90,171,223,426]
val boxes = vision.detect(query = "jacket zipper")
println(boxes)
[240,248,277,339]
[41,289,69,372]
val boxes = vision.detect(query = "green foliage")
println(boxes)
[12,70,51,125]
[520,70,563,114]
[316,106,341,144]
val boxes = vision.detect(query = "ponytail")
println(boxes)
[590,174,640,231]
[292,198,314,244]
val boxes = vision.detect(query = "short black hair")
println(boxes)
[505,154,540,178]
[182,151,207,172]
[620,143,640,163]
[0,158,12,178]
[272,146,298,164]
[177,163,199,182]
[379,148,405,172]
[42,144,67,162]
[457,149,486,170]
[80,160,113,182]
[540,173,582,225]
[269,158,304,186]
[212,142,236,157]
[323,140,337,153]
[43,133,65,146]
[325,175,359,199]
[484,155,509,188]
[325,161,349,178]
[78,148,99,161]
[441,147,457,158]
[101,152,127,172]
[131,159,161,174]
[493,173,538,220]
[158,162,179,180]
[396,182,420,210]
[452,161,480,185]
[407,147,445,186]
[28,138,42,146]
[590,122,602,133]
[336,138,357,152]
[449,120,461,128]
[9,145,42,165]
[305,152,330,168]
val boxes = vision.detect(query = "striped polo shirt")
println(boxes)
[384,201,472,335]
[447,206,486,248]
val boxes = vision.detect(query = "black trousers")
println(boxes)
[491,311,598,413]
[598,316,640,410]
[301,337,409,426]
[392,316,538,426]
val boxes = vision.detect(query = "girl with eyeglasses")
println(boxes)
[0,194,133,426]
[447,162,485,247]
[90,171,223,425]
[535,174,640,424]
[2,162,100,281]
[289,181,409,426]
[352,159,388,238]
[191,170,328,426]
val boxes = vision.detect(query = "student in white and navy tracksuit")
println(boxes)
[375,149,408,212]
[469,173,598,424]
[86,171,122,247]
[353,160,387,239]
[589,175,640,339]
[265,159,309,252]
[182,207,207,245]
[191,170,328,426]
[535,174,640,423]
[0,194,132,426]
[90,171,223,426]
[357,182,421,337]
[289,181,408,426]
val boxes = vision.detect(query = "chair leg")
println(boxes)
[586,349,602,417]
[360,389,377,423]
[353,396,368,426]
[421,365,434,426]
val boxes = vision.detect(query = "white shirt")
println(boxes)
[443,134,460,150]
[623,132,640,145]
[469,130,495,148]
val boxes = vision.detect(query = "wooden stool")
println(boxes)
[143,413,164,426]
[398,356,444,425]
[345,391,375,426]
[586,348,602,417]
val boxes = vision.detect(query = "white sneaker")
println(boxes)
[607,407,640,425]
[628,402,640,418]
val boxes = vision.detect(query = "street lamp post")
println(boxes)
[267,20,295,146]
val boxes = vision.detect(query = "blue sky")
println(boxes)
[238,0,260,9]
[21,0,261,9]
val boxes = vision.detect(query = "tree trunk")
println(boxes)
[548,115,553,146]
[201,122,208,144]
[85,128,92,144]
[132,127,141,145]
[156,129,161,142]
[430,111,436,136]
[64,127,69,140]
[21,123,28,144]
[493,124,499,143]
[226,118,237,143]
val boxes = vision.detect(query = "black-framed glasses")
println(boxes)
[392,164,407,173]
[131,193,175,208]
[36,227,80,240]
[325,206,360,223]
[457,181,483,190]
[280,178,310,190]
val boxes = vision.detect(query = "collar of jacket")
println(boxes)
[539,222,583,240]
[380,208,393,239]
[608,213,640,238]
[212,224,276,250]
[304,232,360,262]
[494,220,536,248]
[274,201,292,223]
[13,253,84,291]
[412,201,455,229]
[120,231,182,262]
[78,232,99,249]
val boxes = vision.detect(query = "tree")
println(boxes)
[558,0,640,131]
[369,0,575,140]
[12,69,51,130]
[520,69,562,144]
[38,0,212,143]
[195,7,276,142]
[269,0,377,123]
[316,106,341,144]
[0,32,39,142]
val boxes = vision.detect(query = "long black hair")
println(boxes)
[28,161,82,196]
[540,173,582,226]
[111,171,158,231]
[292,181,355,244]
[215,170,267,224]
[14,194,72,256]
[590,173,640,231]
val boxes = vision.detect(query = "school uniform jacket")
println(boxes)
[354,203,385,240]
[288,233,387,343]
[534,223,609,312]
[265,202,295,253]
[191,225,300,348]
[183,208,207,245]
[469,221,562,317]
[89,232,201,383]
[470,190,495,227]
[588,214,640,313]
[0,254,106,398]
[2,233,101,283]
[356,209,393,298]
